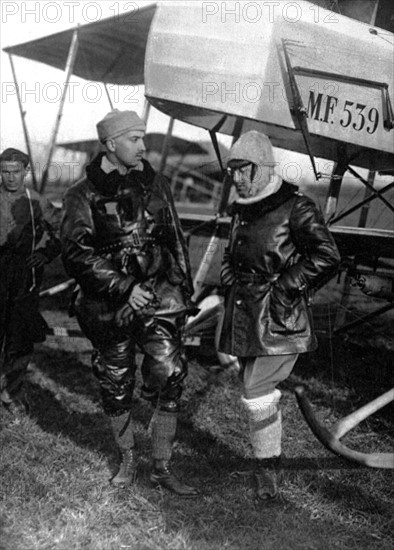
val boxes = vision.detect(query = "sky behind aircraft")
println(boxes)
[0,1,215,152]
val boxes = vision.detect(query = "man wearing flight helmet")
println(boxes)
[219,131,340,500]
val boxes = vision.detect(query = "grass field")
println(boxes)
[1,312,393,549]
[1,175,393,549]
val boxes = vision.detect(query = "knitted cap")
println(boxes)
[96,109,146,143]
[228,131,275,167]
[0,148,29,167]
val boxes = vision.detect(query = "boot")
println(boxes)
[111,448,137,488]
[5,399,28,416]
[1,388,29,417]
[254,457,282,500]
[150,459,199,496]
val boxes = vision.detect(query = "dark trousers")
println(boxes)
[75,287,187,416]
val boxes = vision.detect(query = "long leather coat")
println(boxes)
[0,186,61,349]
[60,155,192,309]
[219,181,340,357]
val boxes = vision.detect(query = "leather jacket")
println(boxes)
[219,181,340,357]
[0,185,60,260]
[60,155,192,308]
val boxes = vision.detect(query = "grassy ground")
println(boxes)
[1,322,393,550]
[2,177,393,549]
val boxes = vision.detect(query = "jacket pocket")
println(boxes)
[269,285,302,334]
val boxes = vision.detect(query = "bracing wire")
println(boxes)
[315,291,394,345]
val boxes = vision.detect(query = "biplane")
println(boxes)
[144,0,394,469]
[2,0,393,468]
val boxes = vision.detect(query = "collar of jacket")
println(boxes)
[0,184,27,198]
[85,153,156,197]
[228,180,299,219]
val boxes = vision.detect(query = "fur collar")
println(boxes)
[228,181,299,219]
[232,174,282,205]
[86,153,155,197]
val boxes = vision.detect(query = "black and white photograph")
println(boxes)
[1,1,393,549]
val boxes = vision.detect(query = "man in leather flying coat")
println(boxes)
[1,148,61,416]
[61,110,197,496]
[219,131,340,500]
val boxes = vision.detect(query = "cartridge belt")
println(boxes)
[98,233,157,254]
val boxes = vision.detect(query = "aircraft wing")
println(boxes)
[145,2,394,171]
[3,3,156,85]
[57,139,100,153]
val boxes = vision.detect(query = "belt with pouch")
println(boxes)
[98,232,157,255]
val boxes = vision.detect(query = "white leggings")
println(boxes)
[240,354,298,457]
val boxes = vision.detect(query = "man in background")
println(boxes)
[0,148,61,415]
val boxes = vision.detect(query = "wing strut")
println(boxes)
[208,114,227,177]
[192,119,231,301]
[41,29,80,193]
[282,39,321,181]
[8,54,38,191]
[209,130,224,175]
